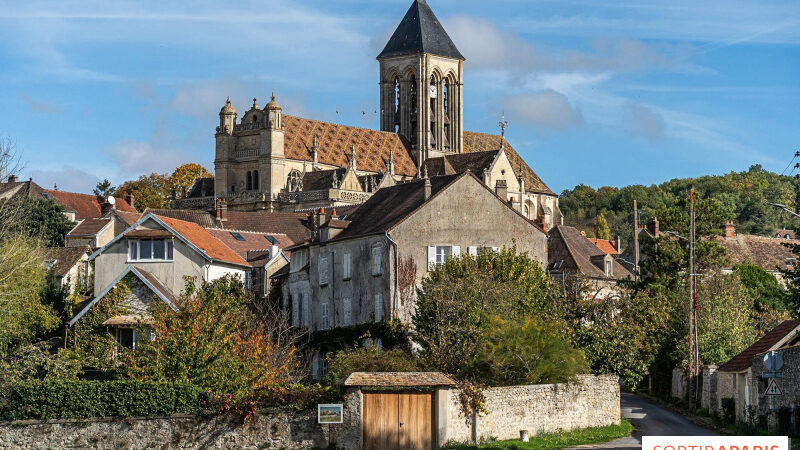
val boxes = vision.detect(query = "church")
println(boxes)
[177,0,562,230]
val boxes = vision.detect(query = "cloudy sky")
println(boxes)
[0,0,798,194]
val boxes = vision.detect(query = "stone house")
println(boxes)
[68,212,293,348]
[715,222,799,283]
[176,0,562,230]
[547,225,633,299]
[705,319,800,422]
[44,246,92,294]
[280,172,547,377]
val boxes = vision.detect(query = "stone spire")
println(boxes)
[349,145,358,171]
[499,112,508,150]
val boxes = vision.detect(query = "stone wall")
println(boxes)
[750,344,800,431]
[441,374,620,445]
[670,367,686,400]
[0,390,363,450]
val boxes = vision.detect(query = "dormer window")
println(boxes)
[128,238,174,262]
[605,260,612,277]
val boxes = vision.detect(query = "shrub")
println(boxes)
[325,346,419,385]
[0,380,206,420]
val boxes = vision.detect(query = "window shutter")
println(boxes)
[372,247,382,275]
[319,256,328,286]
[374,293,383,321]
[321,303,329,330]
[292,295,299,327]
[343,253,351,279]
[468,246,478,256]
[452,246,461,257]
[302,293,310,327]
[427,246,436,271]
[343,297,352,326]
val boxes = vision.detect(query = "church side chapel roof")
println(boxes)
[423,150,499,178]
[463,131,554,195]
[283,115,417,178]
[300,168,347,192]
[377,0,465,60]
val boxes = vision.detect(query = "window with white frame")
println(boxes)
[320,302,330,330]
[605,260,612,277]
[427,245,460,271]
[342,253,351,280]
[343,297,352,326]
[319,256,329,286]
[436,246,451,268]
[372,247,382,275]
[290,248,308,272]
[128,239,173,261]
[374,293,383,321]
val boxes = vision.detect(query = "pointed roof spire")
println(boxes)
[252,97,259,109]
[349,145,358,171]
[377,0,464,60]
[499,112,508,150]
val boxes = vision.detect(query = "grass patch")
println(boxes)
[443,418,633,449]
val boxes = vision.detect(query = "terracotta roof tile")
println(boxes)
[549,225,632,280]
[343,372,456,387]
[44,246,90,278]
[588,238,619,255]
[67,218,112,237]
[463,131,553,195]
[154,215,249,266]
[206,229,293,267]
[150,208,313,244]
[42,189,136,220]
[283,115,417,177]
[718,320,800,371]
[114,210,143,227]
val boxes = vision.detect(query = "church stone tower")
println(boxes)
[378,0,465,170]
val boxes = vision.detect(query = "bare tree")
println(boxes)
[252,293,309,382]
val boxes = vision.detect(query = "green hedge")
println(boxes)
[0,380,208,421]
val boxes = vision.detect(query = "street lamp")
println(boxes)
[770,203,800,218]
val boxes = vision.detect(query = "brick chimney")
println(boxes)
[615,236,621,254]
[7,174,18,183]
[215,198,228,221]
[646,217,659,237]
[495,179,508,200]
[724,221,736,240]
[125,194,134,210]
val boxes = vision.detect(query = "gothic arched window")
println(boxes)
[394,76,400,114]
[246,171,252,190]
[287,169,303,192]
[253,170,259,191]
[443,83,449,115]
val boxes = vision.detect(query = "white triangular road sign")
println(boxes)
[764,378,782,396]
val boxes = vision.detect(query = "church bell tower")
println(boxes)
[378,0,465,170]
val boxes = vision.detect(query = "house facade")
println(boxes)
[282,172,547,337]
[175,0,561,229]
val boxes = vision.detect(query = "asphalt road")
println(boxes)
[570,393,717,449]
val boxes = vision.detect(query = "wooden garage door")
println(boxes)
[363,391,433,450]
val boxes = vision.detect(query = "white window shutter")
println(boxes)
[468,246,478,256]
[321,303,329,330]
[452,246,460,257]
[427,246,436,271]
[302,293,310,327]
[372,247,382,275]
[292,295,299,327]
[343,253,351,279]
[343,297,352,326]
[319,256,328,285]
[374,293,383,321]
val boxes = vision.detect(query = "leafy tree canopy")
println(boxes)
[325,346,419,386]
[114,163,212,211]
[93,179,115,197]
[0,197,74,247]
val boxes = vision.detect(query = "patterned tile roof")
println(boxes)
[42,189,136,220]
[67,218,112,237]
[718,320,800,371]
[283,115,417,177]
[44,246,90,278]
[344,372,456,387]
[463,131,554,195]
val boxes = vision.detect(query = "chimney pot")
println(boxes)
[215,198,228,221]
[125,193,134,209]
[7,175,18,183]
[724,221,736,240]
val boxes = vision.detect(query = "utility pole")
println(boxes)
[633,200,639,280]
[688,189,699,410]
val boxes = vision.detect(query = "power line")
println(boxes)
[781,151,800,175]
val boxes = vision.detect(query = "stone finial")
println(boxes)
[499,112,508,150]
[312,135,319,164]
[349,145,357,171]
[252,97,259,109]
[387,148,395,174]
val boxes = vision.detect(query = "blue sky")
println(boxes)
[0,0,798,194]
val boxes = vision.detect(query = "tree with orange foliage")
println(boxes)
[126,276,296,400]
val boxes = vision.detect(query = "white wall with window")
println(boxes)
[427,245,460,271]
[127,238,174,262]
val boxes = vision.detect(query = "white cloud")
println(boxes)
[26,166,100,193]
[20,94,61,114]
[621,101,665,140]
[105,139,190,175]
[503,89,584,131]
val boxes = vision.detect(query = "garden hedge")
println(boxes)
[0,380,208,421]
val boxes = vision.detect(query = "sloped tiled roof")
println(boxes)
[463,132,553,195]
[548,225,632,280]
[67,218,111,237]
[44,246,90,278]
[134,266,179,306]
[0,180,46,199]
[344,372,456,387]
[716,234,799,272]
[114,210,143,227]
[283,115,417,177]
[377,0,464,60]
[155,215,249,266]
[146,208,217,228]
[207,229,293,266]
[718,320,800,372]
[42,190,136,220]
[301,168,346,191]
[588,238,619,255]
[333,174,462,240]
[423,150,498,178]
